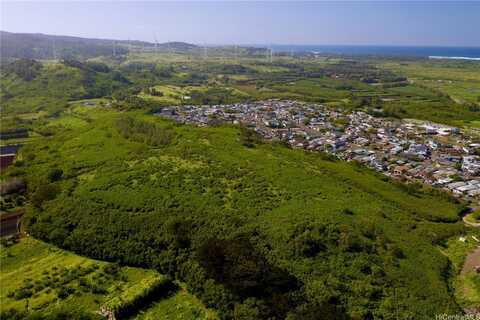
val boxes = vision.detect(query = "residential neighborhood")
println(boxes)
[155,99,480,205]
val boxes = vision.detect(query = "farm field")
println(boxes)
[382,60,480,105]
[0,237,168,318]
[139,84,249,106]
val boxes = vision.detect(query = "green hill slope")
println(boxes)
[0,237,168,319]
[0,31,129,60]
[15,108,467,319]
[0,59,129,124]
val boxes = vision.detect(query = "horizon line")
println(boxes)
[2,30,479,49]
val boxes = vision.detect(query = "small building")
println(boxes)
[0,154,15,169]
[0,210,25,237]
[393,165,409,176]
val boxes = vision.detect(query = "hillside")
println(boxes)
[2,56,479,129]
[1,53,479,319]
[0,58,131,120]
[13,104,468,319]
[0,31,199,60]
[0,237,169,319]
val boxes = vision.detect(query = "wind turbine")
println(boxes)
[52,39,57,61]
[203,43,208,59]
[112,40,116,57]
[153,34,159,54]
[127,37,133,56]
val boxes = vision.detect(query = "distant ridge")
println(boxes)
[0,31,198,60]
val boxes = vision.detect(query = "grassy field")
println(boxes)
[461,270,480,309]
[0,237,166,317]
[382,60,480,105]
[139,84,250,105]
[134,284,218,320]
[441,233,480,309]
[465,211,480,224]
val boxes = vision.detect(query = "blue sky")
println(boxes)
[1,1,479,46]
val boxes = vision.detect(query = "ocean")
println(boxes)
[266,45,480,60]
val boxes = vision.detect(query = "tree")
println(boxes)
[47,169,63,182]
[239,126,262,148]
[31,184,60,207]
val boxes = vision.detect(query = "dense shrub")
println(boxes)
[239,126,262,148]
[47,168,63,182]
[4,59,42,81]
[31,183,60,207]
[23,115,465,319]
[116,116,176,146]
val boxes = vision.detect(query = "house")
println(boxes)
[423,125,438,135]
[407,144,430,158]
[468,189,480,197]
[393,165,409,176]
[0,154,15,169]
[0,128,28,140]
[456,184,478,193]
[0,210,25,237]
[0,144,22,155]
[447,181,466,190]
[0,144,21,169]
[435,177,453,185]
[462,156,480,175]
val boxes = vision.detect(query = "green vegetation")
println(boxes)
[2,55,478,128]
[2,51,480,319]
[383,60,480,104]
[0,59,128,123]
[8,109,466,319]
[140,85,249,105]
[465,211,480,223]
[441,234,480,309]
[135,284,218,320]
[0,237,167,319]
